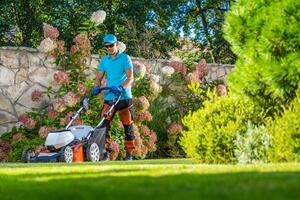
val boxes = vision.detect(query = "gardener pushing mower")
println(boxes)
[92,34,135,161]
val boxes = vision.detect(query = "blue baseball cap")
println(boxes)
[103,34,117,44]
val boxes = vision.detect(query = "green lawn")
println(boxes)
[0,159,300,200]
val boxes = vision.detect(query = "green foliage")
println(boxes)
[180,91,263,163]
[8,138,44,162]
[234,122,270,164]
[266,88,300,162]
[224,0,300,114]
[132,76,152,97]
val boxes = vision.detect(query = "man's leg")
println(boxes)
[118,99,135,160]
[99,102,116,160]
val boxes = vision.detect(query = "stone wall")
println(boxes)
[0,46,234,135]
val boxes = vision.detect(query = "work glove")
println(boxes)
[110,85,124,95]
[80,97,90,111]
[91,86,101,96]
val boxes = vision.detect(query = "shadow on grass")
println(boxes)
[0,170,299,200]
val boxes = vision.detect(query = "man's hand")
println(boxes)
[110,85,124,95]
[92,86,101,96]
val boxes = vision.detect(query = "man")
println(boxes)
[92,34,135,161]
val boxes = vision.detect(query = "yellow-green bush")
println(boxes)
[267,88,300,162]
[180,91,263,164]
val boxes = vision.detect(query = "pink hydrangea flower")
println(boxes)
[47,105,59,119]
[74,34,89,46]
[134,135,143,147]
[170,57,186,76]
[167,122,183,135]
[185,72,200,84]
[63,92,80,107]
[196,59,208,79]
[53,71,69,85]
[18,114,28,124]
[43,23,59,39]
[12,133,25,144]
[70,45,80,54]
[51,40,65,57]
[136,111,153,122]
[139,125,151,136]
[77,82,88,96]
[25,118,36,129]
[216,84,227,96]
[52,98,67,113]
[0,140,12,161]
[31,89,43,102]
[135,96,150,112]
[109,141,120,161]
[18,114,36,129]
[38,126,55,138]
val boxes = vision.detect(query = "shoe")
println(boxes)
[102,152,110,161]
[124,153,133,161]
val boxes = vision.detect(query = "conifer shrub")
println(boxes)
[224,0,300,114]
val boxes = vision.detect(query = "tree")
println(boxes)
[170,0,236,63]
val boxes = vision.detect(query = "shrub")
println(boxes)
[266,88,300,162]
[234,122,270,164]
[180,91,263,164]
[224,0,300,115]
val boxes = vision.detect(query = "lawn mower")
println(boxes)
[21,87,121,163]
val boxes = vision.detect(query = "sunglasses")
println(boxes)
[105,43,115,48]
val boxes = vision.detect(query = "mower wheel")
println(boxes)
[59,146,73,163]
[21,149,35,163]
[86,142,100,162]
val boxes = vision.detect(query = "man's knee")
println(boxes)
[124,124,134,140]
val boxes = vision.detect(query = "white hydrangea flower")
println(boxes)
[91,10,106,25]
[37,38,57,53]
[161,66,175,77]
[133,62,147,80]
[170,56,182,62]
[118,41,126,53]
[149,74,160,83]
[150,81,162,94]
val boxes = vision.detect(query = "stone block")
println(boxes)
[210,72,217,81]
[0,50,19,68]
[4,81,29,103]
[0,94,14,114]
[0,111,17,124]
[0,67,15,86]
[28,52,41,68]
[14,103,31,116]
[217,68,226,78]
[44,56,56,69]
[29,67,55,87]
[19,54,29,68]
[15,68,28,83]
[0,125,8,136]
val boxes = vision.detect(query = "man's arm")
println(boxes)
[122,68,134,88]
[94,70,105,86]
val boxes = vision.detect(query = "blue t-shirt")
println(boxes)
[98,52,133,100]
